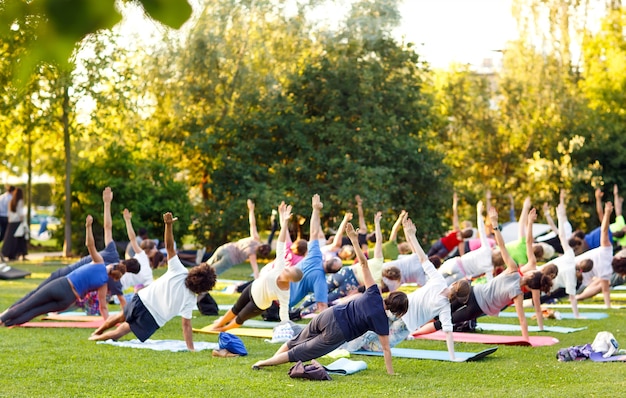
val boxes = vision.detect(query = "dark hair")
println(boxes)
[612,256,626,276]
[384,291,409,317]
[526,271,553,294]
[9,187,23,213]
[137,228,149,239]
[541,263,558,279]
[122,258,141,274]
[140,239,156,251]
[382,266,401,281]
[109,262,127,280]
[572,230,586,240]
[461,229,474,239]
[428,256,442,269]
[533,244,544,260]
[150,251,165,269]
[450,279,471,304]
[577,259,593,273]
[257,244,271,258]
[185,264,217,294]
[324,258,342,273]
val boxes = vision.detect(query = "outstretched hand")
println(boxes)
[247,199,255,211]
[85,215,93,227]
[528,208,537,223]
[488,207,499,228]
[477,200,484,214]
[102,187,113,203]
[343,212,354,222]
[345,222,358,240]
[312,194,323,210]
[123,208,132,221]
[556,202,566,218]
[163,212,178,224]
[605,201,614,215]
[374,211,382,224]
[402,217,416,236]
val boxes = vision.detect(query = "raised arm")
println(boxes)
[489,207,518,271]
[346,223,373,288]
[517,197,531,241]
[163,212,177,260]
[388,210,407,242]
[373,211,383,259]
[476,201,488,248]
[123,209,142,255]
[525,208,537,270]
[86,215,104,264]
[275,202,292,266]
[402,216,427,263]
[614,184,623,218]
[310,194,325,240]
[601,201,614,248]
[329,212,353,250]
[247,199,260,241]
[543,202,558,236]
[556,202,569,251]
[452,192,460,231]
[355,195,367,234]
[103,187,113,246]
[595,188,605,222]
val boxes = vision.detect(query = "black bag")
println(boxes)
[197,292,219,316]
[288,360,331,381]
[262,301,281,322]
[453,319,477,333]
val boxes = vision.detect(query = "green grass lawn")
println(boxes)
[1,258,626,397]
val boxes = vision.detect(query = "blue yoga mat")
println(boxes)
[497,312,608,320]
[477,323,587,333]
[353,346,498,362]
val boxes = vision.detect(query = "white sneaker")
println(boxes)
[0,263,11,272]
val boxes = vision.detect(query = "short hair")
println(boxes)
[461,229,474,239]
[541,263,558,279]
[382,266,401,281]
[491,250,504,268]
[140,239,156,251]
[612,256,626,276]
[533,244,544,260]
[397,242,411,255]
[121,258,141,274]
[292,239,308,256]
[428,256,442,269]
[384,291,409,317]
[324,258,342,273]
[185,264,217,294]
[577,259,593,273]
[256,244,271,258]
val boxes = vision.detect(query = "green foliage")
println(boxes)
[61,143,194,256]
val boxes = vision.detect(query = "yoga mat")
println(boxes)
[476,323,587,334]
[43,311,121,322]
[589,352,626,362]
[97,339,220,352]
[353,346,498,362]
[323,358,368,375]
[497,311,608,320]
[412,331,559,347]
[0,267,31,280]
[545,303,625,310]
[19,320,104,328]
[241,319,280,329]
[193,326,274,339]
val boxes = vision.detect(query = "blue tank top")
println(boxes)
[67,263,109,296]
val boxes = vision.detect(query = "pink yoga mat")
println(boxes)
[18,320,104,328]
[413,330,559,347]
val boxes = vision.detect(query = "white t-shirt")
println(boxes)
[382,254,426,292]
[545,249,576,295]
[121,250,153,291]
[577,245,614,285]
[138,255,196,326]
[252,241,290,322]
[402,260,452,332]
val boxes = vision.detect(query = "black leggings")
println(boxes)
[434,288,484,331]
[231,283,263,325]
[1,278,77,326]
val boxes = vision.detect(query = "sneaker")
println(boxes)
[0,263,11,272]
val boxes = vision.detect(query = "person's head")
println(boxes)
[291,239,308,256]
[538,243,555,260]
[323,257,343,273]
[532,244,544,261]
[366,232,376,243]
[149,251,165,269]
[460,228,474,239]
[612,249,626,276]
[381,266,401,282]
[107,259,139,281]
[140,239,158,255]
[524,270,553,294]
[428,255,442,269]
[572,230,586,240]
[568,236,587,256]
[448,279,471,305]
[397,242,411,255]
[491,249,504,268]
[384,291,409,318]
[541,263,558,280]
[185,264,217,294]
[575,259,593,280]
[281,266,303,283]
[338,245,355,260]
[256,243,271,258]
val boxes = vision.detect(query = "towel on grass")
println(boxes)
[97,339,219,352]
